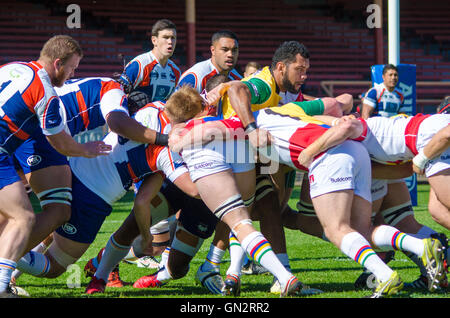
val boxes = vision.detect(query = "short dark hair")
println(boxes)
[382,64,398,75]
[211,30,239,45]
[205,74,229,92]
[151,19,177,37]
[437,96,450,114]
[271,41,310,69]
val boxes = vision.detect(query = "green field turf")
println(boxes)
[15,183,449,300]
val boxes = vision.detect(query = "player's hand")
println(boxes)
[168,124,186,153]
[82,141,112,158]
[247,128,272,149]
[412,163,425,175]
[297,149,313,168]
[206,83,230,105]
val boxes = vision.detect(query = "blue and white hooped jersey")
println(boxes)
[120,51,180,102]
[69,103,186,205]
[176,58,242,93]
[364,83,404,117]
[0,61,65,155]
[55,77,128,140]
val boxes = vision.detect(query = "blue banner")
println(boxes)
[370,64,418,206]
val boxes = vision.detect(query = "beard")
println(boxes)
[52,68,68,87]
[282,73,300,94]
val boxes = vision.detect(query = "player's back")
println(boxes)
[363,115,412,163]
[56,77,126,138]
[0,61,62,154]
[69,103,178,205]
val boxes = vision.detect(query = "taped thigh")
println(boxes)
[36,187,72,208]
[381,201,414,227]
[213,194,245,220]
[46,240,78,269]
[171,224,204,257]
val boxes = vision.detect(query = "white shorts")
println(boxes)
[371,179,388,202]
[416,114,450,177]
[308,140,372,202]
[181,139,255,182]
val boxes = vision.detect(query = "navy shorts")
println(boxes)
[14,130,68,174]
[160,179,219,239]
[56,174,112,244]
[0,153,21,189]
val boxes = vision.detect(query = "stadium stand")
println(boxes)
[0,0,448,113]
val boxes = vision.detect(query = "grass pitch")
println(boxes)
[15,183,449,301]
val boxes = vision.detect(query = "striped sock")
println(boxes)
[202,244,225,272]
[0,258,16,293]
[373,225,424,257]
[340,231,393,283]
[95,236,130,281]
[159,247,170,269]
[240,231,292,286]
[226,232,246,276]
[16,251,50,277]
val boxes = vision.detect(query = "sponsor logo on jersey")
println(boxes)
[62,223,77,235]
[27,155,42,167]
[194,161,214,169]
[330,176,353,183]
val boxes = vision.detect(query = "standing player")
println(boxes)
[9,77,171,292]
[0,35,112,297]
[177,30,241,94]
[118,19,180,102]
[176,30,242,294]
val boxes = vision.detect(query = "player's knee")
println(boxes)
[43,242,78,278]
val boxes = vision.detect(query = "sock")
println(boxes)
[12,241,48,280]
[159,247,170,268]
[0,258,16,293]
[156,266,172,283]
[202,244,225,272]
[95,236,130,282]
[16,251,50,277]
[240,231,292,286]
[123,247,138,261]
[373,225,424,257]
[226,232,246,276]
[340,231,393,282]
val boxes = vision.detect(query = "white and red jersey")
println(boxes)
[69,102,185,205]
[177,59,242,93]
[120,51,181,102]
[55,77,128,140]
[363,113,450,164]
[0,61,65,155]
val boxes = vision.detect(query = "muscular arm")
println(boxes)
[371,161,413,179]
[106,111,163,145]
[361,103,374,119]
[413,124,450,174]
[46,130,111,158]
[297,117,364,167]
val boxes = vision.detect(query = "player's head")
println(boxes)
[437,96,450,114]
[244,61,261,78]
[210,30,239,74]
[382,64,399,91]
[164,85,204,123]
[39,35,83,87]
[127,90,151,116]
[271,41,310,94]
[151,19,177,59]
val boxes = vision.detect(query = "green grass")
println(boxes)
[16,183,449,299]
